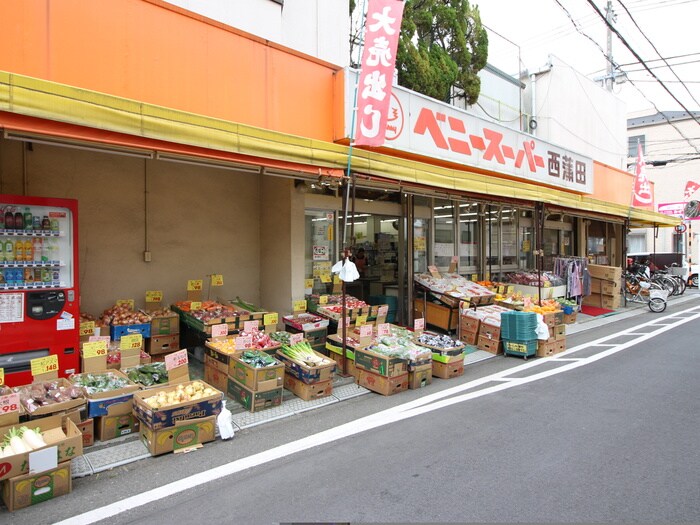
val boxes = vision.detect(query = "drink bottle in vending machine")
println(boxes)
[0,194,80,386]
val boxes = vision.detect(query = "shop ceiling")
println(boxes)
[0,71,677,229]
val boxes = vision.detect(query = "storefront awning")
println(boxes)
[0,71,679,228]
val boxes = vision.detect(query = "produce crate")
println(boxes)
[283,374,333,401]
[563,312,577,324]
[229,355,284,392]
[459,328,478,346]
[356,369,408,396]
[503,339,538,358]
[284,324,328,349]
[227,377,283,413]
[432,360,464,379]
[275,349,335,384]
[542,310,565,327]
[110,323,151,341]
[150,314,180,336]
[432,351,464,364]
[407,353,433,372]
[1,461,72,512]
[95,413,139,441]
[354,347,408,378]
[548,324,566,342]
[478,322,501,341]
[408,364,433,389]
[476,335,503,355]
[203,355,229,392]
[146,334,180,355]
[537,339,566,357]
[283,314,329,332]
[140,416,216,456]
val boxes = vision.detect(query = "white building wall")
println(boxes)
[164,0,350,66]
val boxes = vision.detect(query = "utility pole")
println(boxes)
[605,0,614,91]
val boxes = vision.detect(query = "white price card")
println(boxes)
[0,393,20,415]
[235,336,253,350]
[165,349,189,370]
[359,324,373,338]
[377,305,389,317]
[414,318,425,331]
[290,333,304,345]
[377,323,391,336]
[243,320,259,333]
[211,323,228,338]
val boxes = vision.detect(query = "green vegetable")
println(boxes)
[126,362,168,387]
[269,331,291,345]
[280,341,331,367]
[232,296,263,312]
[70,372,130,394]
[239,350,278,368]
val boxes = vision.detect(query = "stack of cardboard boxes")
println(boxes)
[537,311,567,357]
[354,347,409,396]
[146,310,180,359]
[276,347,336,401]
[227,352,285,412]
[584,264,622,310]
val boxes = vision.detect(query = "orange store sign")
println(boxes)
[345,70,594,194]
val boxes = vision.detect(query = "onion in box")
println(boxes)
[416,333,464,349]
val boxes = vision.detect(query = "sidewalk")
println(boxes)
[70,289,700,478]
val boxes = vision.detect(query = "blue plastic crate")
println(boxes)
[110,323,151,341]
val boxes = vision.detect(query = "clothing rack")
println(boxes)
[553,256,591,302]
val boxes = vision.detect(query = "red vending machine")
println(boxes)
[0,194,80,386]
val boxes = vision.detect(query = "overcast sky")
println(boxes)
[475,0,700,115]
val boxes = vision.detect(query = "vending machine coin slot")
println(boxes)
[26,290,66,320]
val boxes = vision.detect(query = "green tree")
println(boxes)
[352,0,488,105]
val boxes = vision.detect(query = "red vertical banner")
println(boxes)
[354,0,404,146]
[632,142,654,207]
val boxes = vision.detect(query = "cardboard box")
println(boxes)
[511,284,567,300]
[0,415,83,481]
[459,329,478,345]
[542,310,565,327]
[227,377,283,413]
[407,353,433,371]
[69,370,139,418]
[477,335,503,355]
[548,324,567,342]
[229,355,284,392]
[478,322,501,340]
[408,364,433,389]
[354,347,408,378]
[1,461,72,512]
[537,339,566,357]
[15,377,87,418]
[147,334,180,356]
[76,418,94,447]
[432,360,464,379]
[590,279,619,295]
[283,374,332,401]
[414,300,458,332]
[275,350,335,384]
[132,380,223,430]
[95,413,140,441]
[459,315,481,333]
[203,356,229,392]
[588,264,622,281]
[582,293,621,309]
[150,314,180,336]
[110,323,151,341]
[356,369,408,396]
[563,312,577,324]
[139,416,216,456]
[345,357,360,378]
[283,314,329,332]
[432,351,464,364]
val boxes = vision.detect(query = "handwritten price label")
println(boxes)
[116,299,135,310]
[243,320,259,333]
[235,336,253,350]
[187,280,203,291]
[146,290,163,303]
[120,334,143,350]
[377,323,391,336]
[31,355,59,377]
[89,335,110,343]
[319,295,329,305]
[0,393,20,415]
[290,333,304,345]
[414,318,425,331]
[336,316,351,332]
[79,321,95,337]
[471,274,478,281]
[165,349,189,370]
[507,285,515,294]
[355,315,368,327]
[211,323,228,338]
[210,274,224,287]
[82,341,108,358]
[359,324,373,338]
[263,313,278,326]
[377,305,389,317]
[333,274,341,284]
[320,273,331,283]
[497,285,505,294]
[190,301,203,311]
[293,300,307,312]
[304,279,314,290]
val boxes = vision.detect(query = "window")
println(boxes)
[628,135,645,157]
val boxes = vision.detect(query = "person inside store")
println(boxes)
[353,247,368,277]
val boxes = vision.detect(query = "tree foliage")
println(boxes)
[363,0,488,105]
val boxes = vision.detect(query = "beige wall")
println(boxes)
[0,138,272,316]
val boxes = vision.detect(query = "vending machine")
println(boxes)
[0,194,79,386]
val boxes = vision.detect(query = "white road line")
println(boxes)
[53,305,700,525]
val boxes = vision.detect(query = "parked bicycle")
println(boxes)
[623,269,668,312]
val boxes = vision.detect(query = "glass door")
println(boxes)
[433,199,455,272]
[458,202,480,277]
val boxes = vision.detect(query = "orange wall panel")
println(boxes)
[592,162,655,210]
[0,0,338,141]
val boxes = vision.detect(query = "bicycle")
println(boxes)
[658,263,686,295]
[623,270,668,312]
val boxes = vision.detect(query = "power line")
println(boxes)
[617,52,700,68]
[616,0,700,109]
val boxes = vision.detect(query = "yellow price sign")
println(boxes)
[304,279,314,289]
[187,280,203,291]
[31,355,59,377]
[263,313,278,326]
[333,274,341,284]
[79,321,95,337]
[116,299,135,310]
[293,300,307,312]
[471,274,478,281]
[355,315,368,327]
[190,301,203,311]
[120,334,143,350]
[82,341,108,358]
[498,285,505,294]
[210,274,224,287]
[319,295,329,305]
[507,285,515,294]
[146,290,163,303]
[0,368,4,386]
[320,273,331,283]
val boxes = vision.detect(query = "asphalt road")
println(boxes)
[17,296,700,524]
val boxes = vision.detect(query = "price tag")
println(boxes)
[120,334,143,350]
[146,290,163,303]
[355,315,368,327]
[79,321,95,337]
[165,349,189,370]
[471,274,478,281]
[377,305,389,317]
[428,265,441,278]
[116,299,135,310]
[89,335,111,343]
[263,313,278,326]
[320,273,331,283]
[211,323,228,338]
[304,279,314,290]
[333,274,341,284]
[319,295,329,305]
[498,285,505,294]
[359,324,373,338]
[210,274,224,287]
[190,301,203,311]
[507,285,515,294]
[235,336,253,350]
[187,280,203,291]
[290,333,304,345]
[0,368,4,386]
[243,320,259,333]
[293,300,307,312]
[0,393,20,415]
[414,318,425,332]
[31,355,59,377]
[337,316,351,332]
[485,272,491,281]
[377,323,391,336]
[82,341,108,358]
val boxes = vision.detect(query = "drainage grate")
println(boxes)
[332,382,371,401]
[289,395,338,415]
[71,455,93,478]
[464,350,497,365]
[232,404,297,429]
[85,439,151,473]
